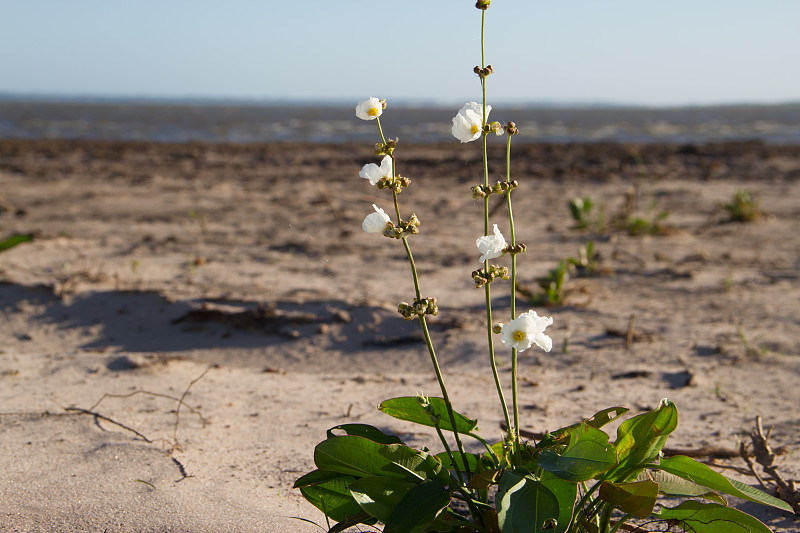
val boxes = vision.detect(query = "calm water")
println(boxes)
[2,98,800,145]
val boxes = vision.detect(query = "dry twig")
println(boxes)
[739,415,800,515]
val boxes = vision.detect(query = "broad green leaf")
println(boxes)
[657,501,773,533]
[585,406,629,429]
[327,423,404,445]
[384,478,451,533]
[598,480,658,518]
[538,423,617,482]
[349,476,416,523]
[610,398,678,482]
[497,469,560,533]
[656,455,794,512]
[294,469,351,488]
[314,436,444,482]
[298,474,362,522]
[0,233,32,253]
[638,469,725,500]
[379,397,478,435]
[540,472,578,533]
[552,407,630,438]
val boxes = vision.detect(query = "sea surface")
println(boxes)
[2,98,800,145]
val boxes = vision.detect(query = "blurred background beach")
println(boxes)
[2,0,799,146]
[3,97,800,145]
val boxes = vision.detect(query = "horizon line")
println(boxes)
[2,91,799,111]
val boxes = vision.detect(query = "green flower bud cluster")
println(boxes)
[377,174,411,193]
[473,64,494,79]
[374,138,397,156]
[471,265,509,287]
[382,214,420,239]
[415,393,441,425]
[471,180,519,199]
[398,297,439,320]
[475,0,490,10]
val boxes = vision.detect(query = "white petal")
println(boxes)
[362,204,390,233]
[476,224,506,263]
[451,113,476,143]
[379,155,393,176]
[359,162,381,185]
[533,332,553,352]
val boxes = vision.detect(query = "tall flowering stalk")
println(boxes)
[455,1,554,458]
[356,97,472,483]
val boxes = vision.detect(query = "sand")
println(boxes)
[1,139,799,532]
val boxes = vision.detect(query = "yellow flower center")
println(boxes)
[470,124,480,135]
[368,107,379,117]
[513,330,527,342]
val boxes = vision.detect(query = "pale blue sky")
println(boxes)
[2,1,799,106]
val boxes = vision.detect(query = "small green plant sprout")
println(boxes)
[721,188,762,222]
[518,242,600,307]
[737,326,767,359]
[567,240,600,277]
[614,200,670,236]
[0,233,33,253]
[569,196,604,231]
[537,259,570,306]
[294,4,792,532]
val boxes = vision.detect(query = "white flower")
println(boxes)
[452,102,491,143]
[359,155,392,185]
[362,204,391,233]
[476,224,506,263]
[356,97,383,120]
[501,310,553,353]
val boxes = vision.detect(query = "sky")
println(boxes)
[2,0,799,107]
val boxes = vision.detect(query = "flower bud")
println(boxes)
[493,323,503,334]
[472,185,487,199]
[475,0,491,10]
[380,98,387,110]
[397,302,415,320]
[505,122,520,135]
[415,393,430,409]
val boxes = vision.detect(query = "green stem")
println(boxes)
[418,315,472,480]
[401,231,467,476]
[485,282,511,438]
[401,236,422,301]
[433,421,465,487]
[470,432,500,466]
[478,3,510,448]
[381,115,470,483]
[609,515,632,533]
[599,503,614,533]
[481,10,486,75]
[505,134,521,453]
[392,189,402,227]
[376,116,387,146]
